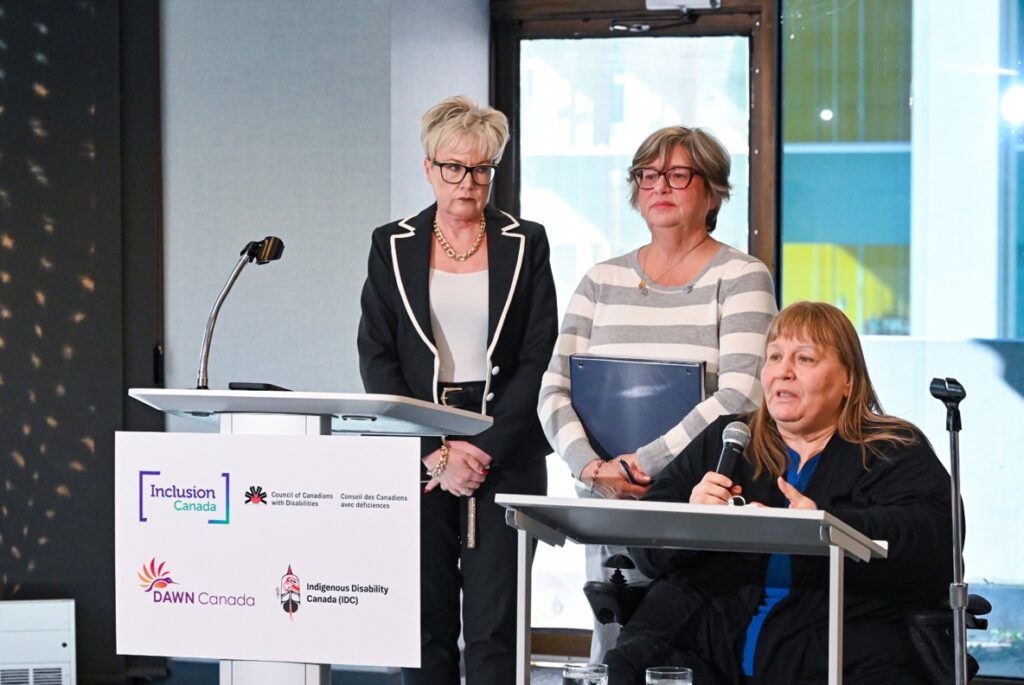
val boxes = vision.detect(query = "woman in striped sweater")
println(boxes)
[537,125,778,662]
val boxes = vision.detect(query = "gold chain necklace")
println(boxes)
[433,215,486,261]
[638,234,710,296]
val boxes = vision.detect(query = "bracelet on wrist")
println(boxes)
[429,442,450,479]
[588,459,604,494]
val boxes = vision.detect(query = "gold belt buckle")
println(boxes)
[440,386,463,407]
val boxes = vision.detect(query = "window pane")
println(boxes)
[522,36,751,315]
[521,35,750,630]
[781,0,1024,676]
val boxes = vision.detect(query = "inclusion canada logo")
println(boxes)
[138,557,176,592]
[277,565,301,621]
[244,485,267,505]
[138,470,230,525]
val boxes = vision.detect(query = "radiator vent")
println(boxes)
[32,668,64,685]
[0,600,76,685]
[0,668,30,685]
[0,668,63,685]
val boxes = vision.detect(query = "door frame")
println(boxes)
[490,0,780,283]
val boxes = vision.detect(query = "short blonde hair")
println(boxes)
[420,95,510,163]
[627,126,732,231]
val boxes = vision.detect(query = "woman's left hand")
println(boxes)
[424,441,491,497]
[776,477,817,510]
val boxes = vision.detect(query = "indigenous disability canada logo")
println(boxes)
[277,565,301,620]
[138,558,176,592]
[244,485,267,505]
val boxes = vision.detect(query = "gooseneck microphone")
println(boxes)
[715,421,751,478]
[196,236,285,389]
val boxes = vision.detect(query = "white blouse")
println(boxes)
[428,269,489,383]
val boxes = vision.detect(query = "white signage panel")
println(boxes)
[114,432,420,667]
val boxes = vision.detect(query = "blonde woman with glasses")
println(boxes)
[358,95,558,685]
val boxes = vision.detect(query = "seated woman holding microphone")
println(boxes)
[605,301,955,685]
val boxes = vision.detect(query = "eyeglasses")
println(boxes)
[431,160,498,186]
[631,166,703,190]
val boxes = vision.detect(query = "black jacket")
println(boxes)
[357,204,558,469]
[622,414,955,685]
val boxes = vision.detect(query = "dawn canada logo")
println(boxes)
[137,557,255,608]
[138,558,175,592]
[277,565,301,620]
[245,485,267,505]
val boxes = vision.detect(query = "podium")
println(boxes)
[127,388,491,437]
[117,388,491,685]
[496,495,888,685]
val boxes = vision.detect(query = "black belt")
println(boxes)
[437,381,485,409]
[435,380,487,550]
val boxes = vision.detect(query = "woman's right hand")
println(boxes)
[583,458,649,500]
[423,440,491,496]
[689,471,742,505]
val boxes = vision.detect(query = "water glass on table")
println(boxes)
[562,663,608,685]
[646,666,693,684]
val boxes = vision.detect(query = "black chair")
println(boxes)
[583,554,991,684]
[905,594,990,683]
[582,553,647,628]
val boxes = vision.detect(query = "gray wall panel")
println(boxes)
[390,0,490,216]
[161,0,487,426]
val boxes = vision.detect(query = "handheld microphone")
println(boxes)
[715,421,751,479]
[196,236,285,389]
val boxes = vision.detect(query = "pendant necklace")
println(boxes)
[638,234,710,296]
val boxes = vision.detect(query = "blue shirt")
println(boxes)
[740,447,821,676]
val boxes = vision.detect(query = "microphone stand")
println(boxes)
[929,377,968,685]
[196,237,284,389]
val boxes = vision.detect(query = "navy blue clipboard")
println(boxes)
[569,353,706,460]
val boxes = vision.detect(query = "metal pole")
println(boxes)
[929,377,968,685]
[515,525,533,685]
[827,543,844,685]
[948,429,968,685]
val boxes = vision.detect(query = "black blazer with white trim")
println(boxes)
[357,204,558,469]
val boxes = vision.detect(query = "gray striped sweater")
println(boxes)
[538,244,777,480]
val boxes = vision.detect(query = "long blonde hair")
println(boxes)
[748,301,918,478]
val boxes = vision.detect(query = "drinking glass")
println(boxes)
[646,665,693,685]
[562,663,609,685]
